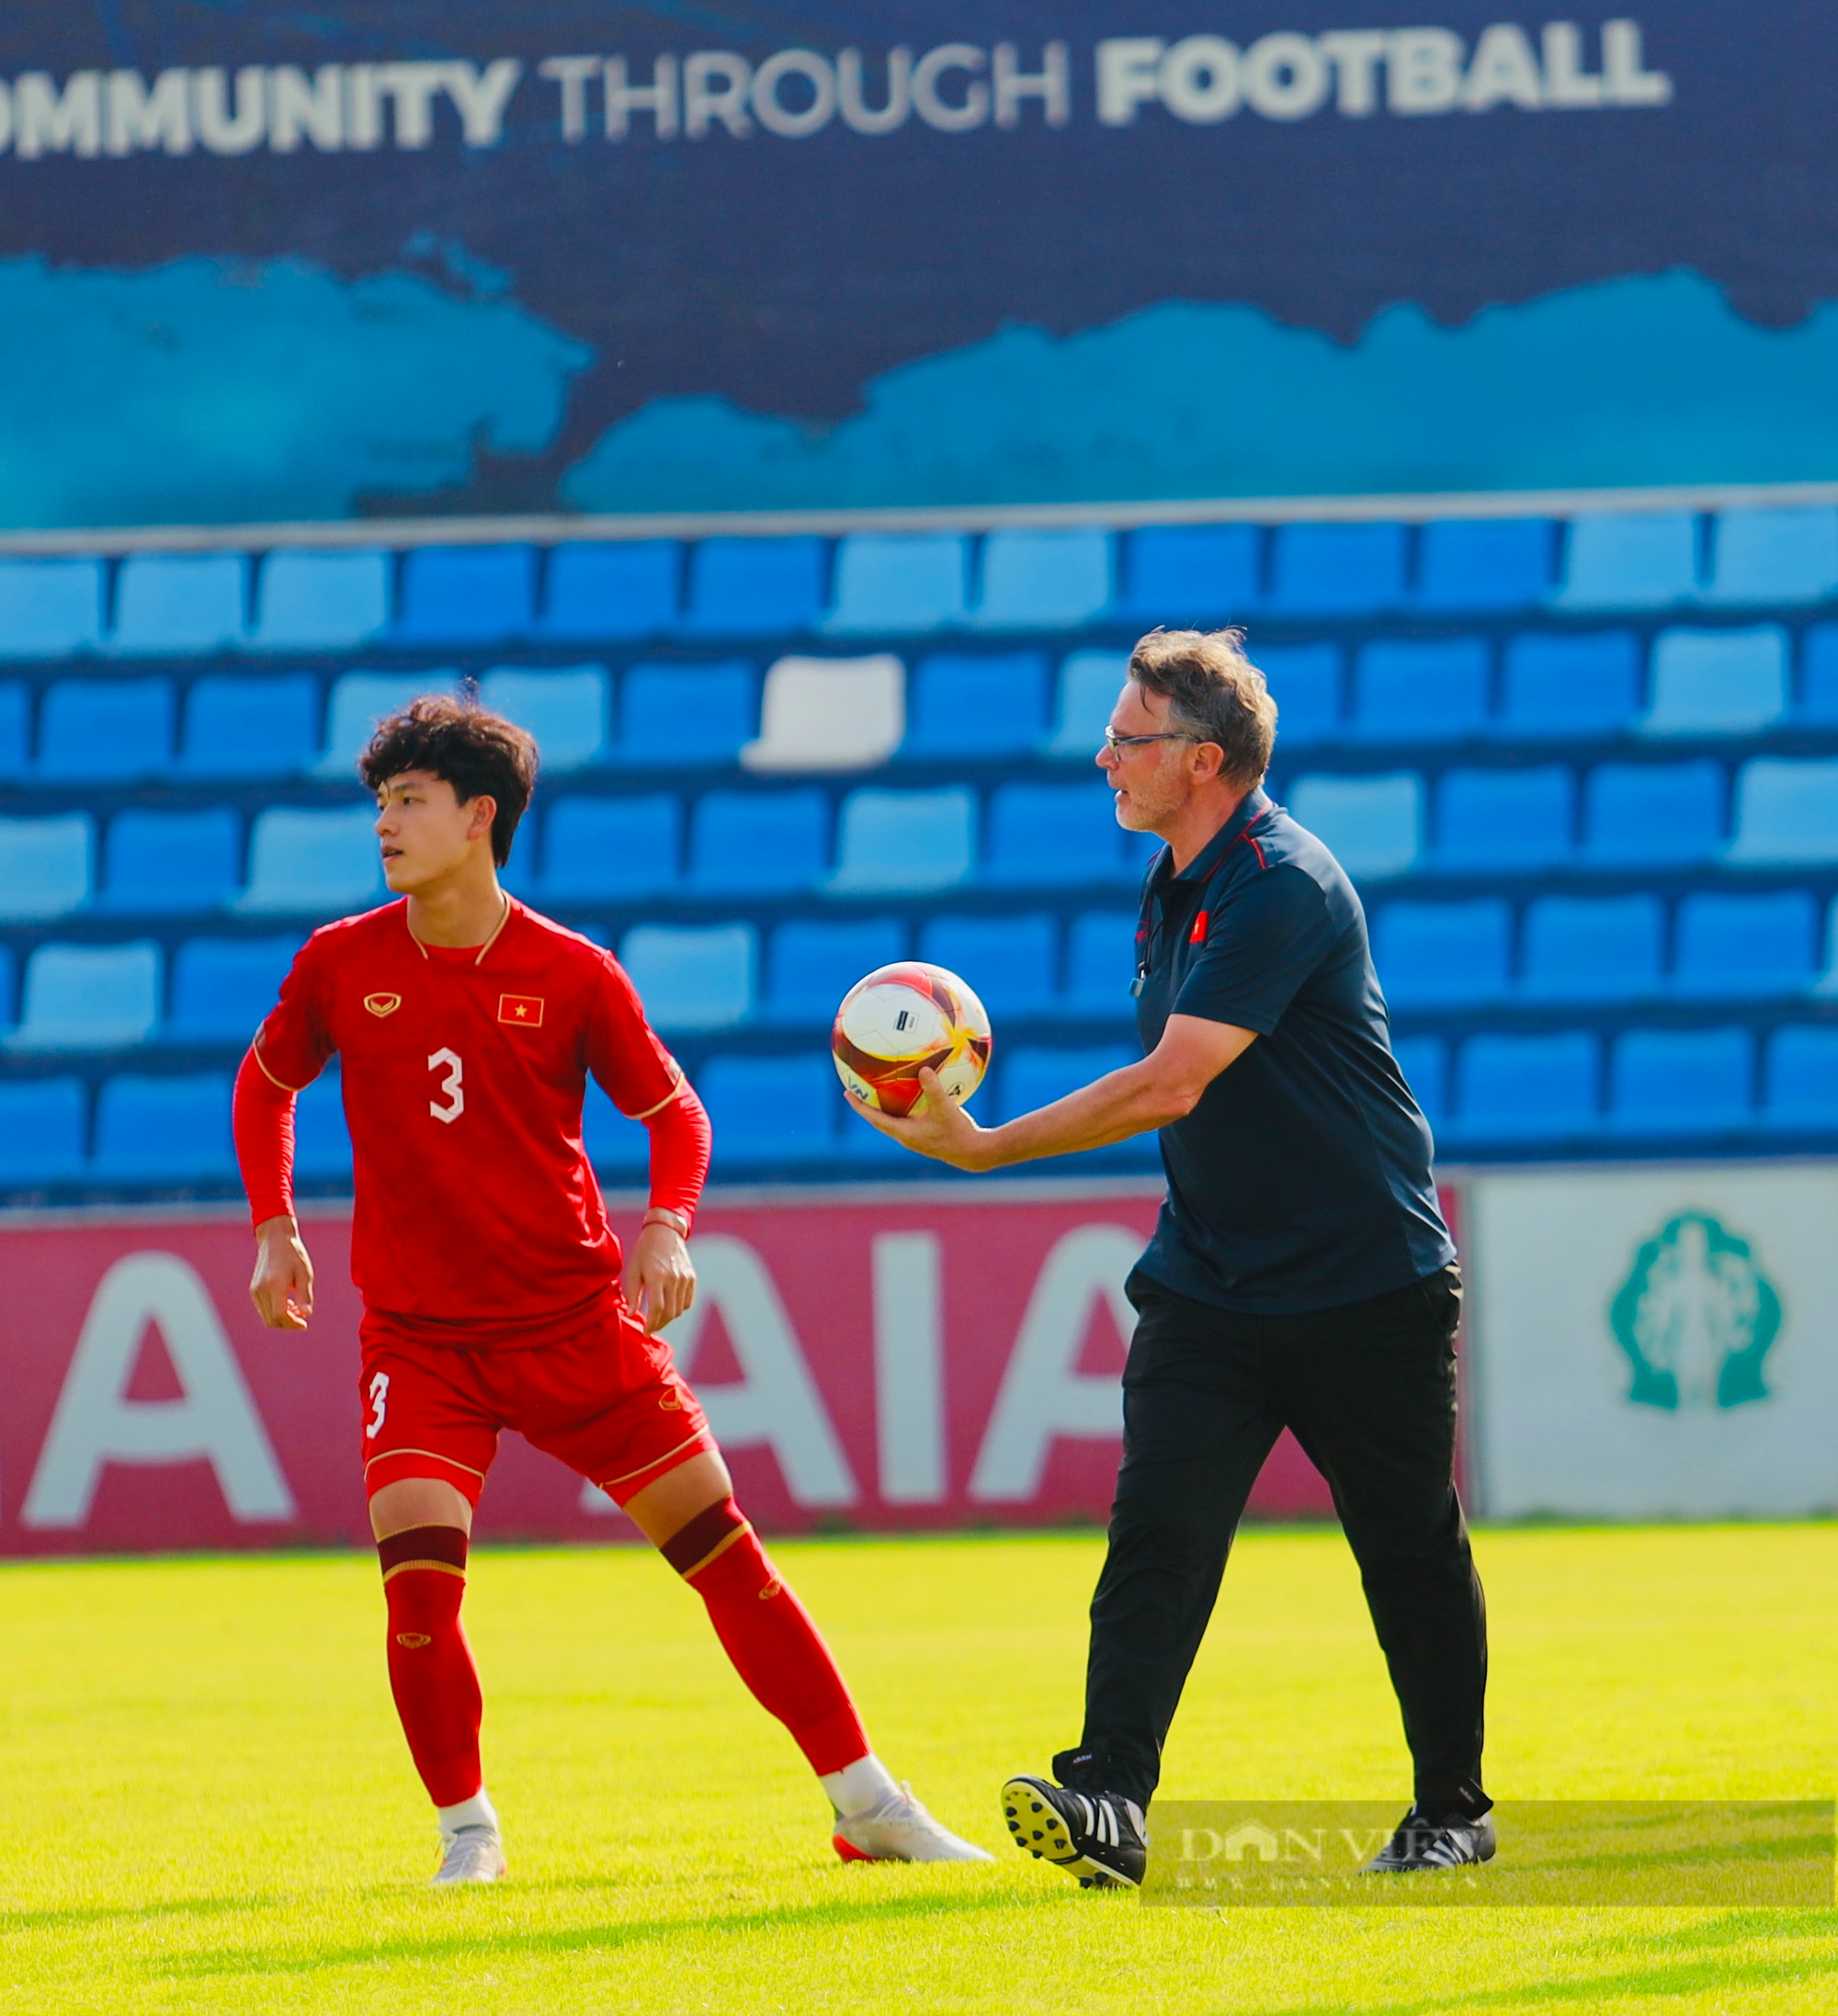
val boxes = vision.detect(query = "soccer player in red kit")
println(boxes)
[235,695,989,1884]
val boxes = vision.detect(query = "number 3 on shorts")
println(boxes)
[428,1047,464,1123]
[366,1371,390,1439]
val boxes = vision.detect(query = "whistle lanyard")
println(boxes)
[1132,877,1213,997]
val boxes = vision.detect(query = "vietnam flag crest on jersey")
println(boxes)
[498,993,544,1027]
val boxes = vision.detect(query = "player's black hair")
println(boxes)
[358,692,538,866]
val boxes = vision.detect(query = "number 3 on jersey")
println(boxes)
[428,1048,464,1124]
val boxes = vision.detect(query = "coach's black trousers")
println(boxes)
[1072,1264,1487,1816]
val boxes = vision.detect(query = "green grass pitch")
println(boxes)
[2,1524,1835,2012]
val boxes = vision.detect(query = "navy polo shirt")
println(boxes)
[1131,787,1455,1315]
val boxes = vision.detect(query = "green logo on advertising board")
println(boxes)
[1610,1213,1781,1412]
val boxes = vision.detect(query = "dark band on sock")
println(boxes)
[378,1523,470,1582]
[661,1498,751,1579]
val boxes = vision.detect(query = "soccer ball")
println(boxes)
[832,962,993,1118]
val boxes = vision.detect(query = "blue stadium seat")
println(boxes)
[1520,896,1663,1002]
[1267,522,1405,617]
[314,671,455,779]
[237,807,383,915]
[1497,630,1642,739]
[109,554,247,655]
[477,666,608,773]
[92,1071,235,1182]
[1043,651,1129,759]
[618,923,755,1029]
[0,558,105,659]
[541,541,679,640]
[1763,1027,1838,1131]
[1452,1032,1600,1141]
[1609,1027,1753,1135]
[1371,900,1511,1008]
[700,1053,836,1163]
[1390,1035,1447,1128]
[1582,761,1724,866]
[0,1077,85,1184]
[37,676,175,781]
[177,673,321,778]
[1800,624,1838,723]
[971,529,1112,629]
[984,781,1129,887]
[293,1070,353,1183]
[1703,506,1838,606]
[1552,511,1698,611]
[167,935,301,1043]
[583,1080,651,1173]
[682,538,827,637]
[828,787,976,895]
[998,1045,1139,1125]
[1257,643,1342,747]
[11,942,160,1049]
[612,660,755,767]
[1434,765,1572,872]
[1350,638,1490,742]
[823,534,970,634]
[537,795,680,901]
[0,814,93,921]
[1285,774,1422,879]
[1064,912,1139,1017]
[1725,758,1838,866]
[394,545,536,644]
[0,944,13,1026]
[920,912,1058,1018]
[98,808,242,914]
[1414,518,1555,610]
[1642,625,1787,735]
[1673,891,1818,998]
[902,652,1049,760]
[759,917,906,1025]
[686,788,829,895]
[0,682,25,778]
[1118,525,1259,623]
[252,549,390,651]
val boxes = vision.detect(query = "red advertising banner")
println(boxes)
[0,1182,1461,1557]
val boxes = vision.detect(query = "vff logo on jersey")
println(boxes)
[364,992,402,1017]
[499,994,545,1027]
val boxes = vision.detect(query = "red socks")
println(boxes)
[663,1500,868,1775]
[379,1525,483,1808]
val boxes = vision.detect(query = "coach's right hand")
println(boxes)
[251,1214,316,1330]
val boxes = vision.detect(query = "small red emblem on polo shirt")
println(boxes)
[1189,912,1208,944]
[499,993,544,1027]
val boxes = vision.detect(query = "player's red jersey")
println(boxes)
[254,898,683,1339]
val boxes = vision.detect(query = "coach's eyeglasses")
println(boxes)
[1101,729,1208,756]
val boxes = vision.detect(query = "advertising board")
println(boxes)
[0,1185,1339,1557]
[1469,1161,1838,1519]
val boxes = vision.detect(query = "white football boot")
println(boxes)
[833,1784,994,1863]
[433,1824,508,1885]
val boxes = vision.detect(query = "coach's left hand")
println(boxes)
[853,1066,993,1170]
[626,1223,697,1333]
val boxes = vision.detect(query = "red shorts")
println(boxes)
[358,1294,716,1509]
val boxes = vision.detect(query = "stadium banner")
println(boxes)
[1,6,1836,526]
[0,1184,1380,1557]
[1467,1161,1838,1520]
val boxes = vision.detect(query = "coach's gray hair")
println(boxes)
[1127,629,1278,787]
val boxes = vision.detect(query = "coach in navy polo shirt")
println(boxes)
[860,628,1492,1886]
